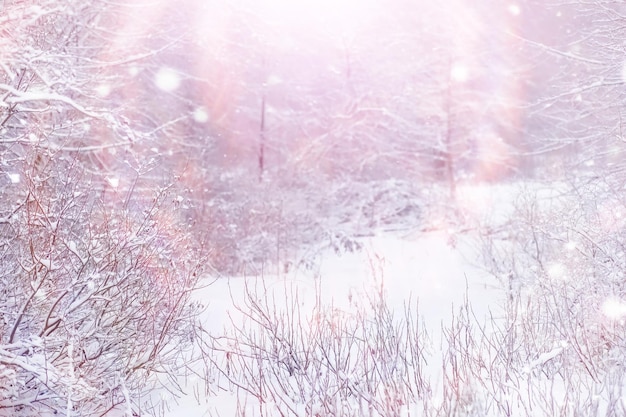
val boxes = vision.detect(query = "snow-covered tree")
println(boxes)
[520,0,626,179]
[0,1,207,414]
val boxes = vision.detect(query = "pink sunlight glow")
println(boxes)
[192,0,522,230]
[252,0,378,33]
[100,0,525,214]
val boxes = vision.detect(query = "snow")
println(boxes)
[0,83,100,117]
[3,172,625,416]
[523,342,567,373]
[154,67,181,92]
[192,107,209,123]
[133,180,626,417]
[546,262,566,280]
[160,228,501,416]
[3,0,625,414]
[601,297,626,321]
[508,4,521,16]
[450,63,470,83]
[95,84,111,98]
[107,177,120,188]
[7,173,19,183]
[38,258,53,269]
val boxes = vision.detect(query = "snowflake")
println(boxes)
[8,173,20,183]
[155,67,181,92]
[193,107,209,123]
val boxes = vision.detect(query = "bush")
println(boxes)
[0,152,205,416]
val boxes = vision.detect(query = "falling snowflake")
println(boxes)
[450,64,469,83]
[155,67,181,92]
[107,177,119,188]
[193,107,209,123]
[508,4,521,16]
[602,297,626,321]
[95,84,111,98]
[547,262,566,280]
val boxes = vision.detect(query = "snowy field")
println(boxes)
[139,181,626,417]
[6,179,621,417]
[133,183,567,416]
[159,230,499,416]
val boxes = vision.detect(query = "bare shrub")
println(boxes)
[195,274,431,417]
[472,179,626,415]
[0,152,205,416]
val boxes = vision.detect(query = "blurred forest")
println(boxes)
[1,0,618,272]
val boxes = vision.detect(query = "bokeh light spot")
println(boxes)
[155,67,181,92]
[451,63,469,82]
[602,297,626,321]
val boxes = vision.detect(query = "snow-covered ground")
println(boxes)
[147,180,626,417]
[158,227,504,416]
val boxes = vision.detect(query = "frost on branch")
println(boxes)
[0,161,205,415]
[0,1,207,414]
